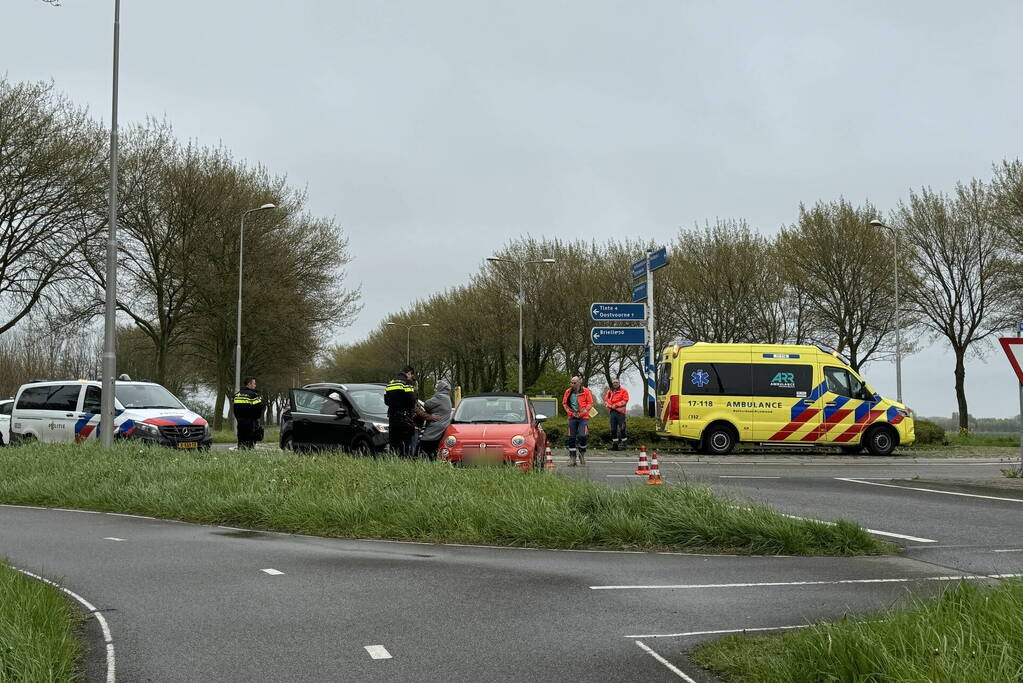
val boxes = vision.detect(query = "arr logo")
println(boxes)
[771,372,795,384]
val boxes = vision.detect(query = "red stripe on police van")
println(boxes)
[833,410,885,443]
[769,408,820,440]
[801,408,854,442]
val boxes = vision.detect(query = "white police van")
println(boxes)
[10,378,211,449]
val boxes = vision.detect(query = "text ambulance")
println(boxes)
[655,342,915,456]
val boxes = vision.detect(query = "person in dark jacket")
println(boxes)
[385,366,435,457]
[233,377,264,450]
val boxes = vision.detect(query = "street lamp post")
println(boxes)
[100,0,121,448]
[386,322,430,366]
[871,219,902,404]
[486,256,556,394]
[234,203,277,396]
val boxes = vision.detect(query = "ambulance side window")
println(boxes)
[656,363,672,395]
[681,363,752,396]
[752,364,813,398]
[824,367,871,400]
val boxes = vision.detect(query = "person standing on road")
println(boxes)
[605,378,629,451]
[419,379,453,461]
[233,377,264,450]
[385,366,435,458]
[562,376,594,466]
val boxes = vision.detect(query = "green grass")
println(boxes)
[209,426,280,445]
[0,560,82,682]
[692,580,1023,683]
[0,442,891,556]
[946,432,1020,447]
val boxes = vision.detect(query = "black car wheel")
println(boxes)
[349,435,373,457]
[280,433,294,452]
[701,424,736,456]
[865,425,897,456]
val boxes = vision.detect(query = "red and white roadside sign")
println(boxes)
[999,337,1023,385]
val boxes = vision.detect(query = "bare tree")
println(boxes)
[896,181,1014,431]
[0,79,105,336]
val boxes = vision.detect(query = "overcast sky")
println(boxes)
[6,1,1023,417]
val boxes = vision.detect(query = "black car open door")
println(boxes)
[288,388,355,450]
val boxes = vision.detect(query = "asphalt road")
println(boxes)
[2,454,1022,682]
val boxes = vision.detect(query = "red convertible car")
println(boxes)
[440,393,549,470]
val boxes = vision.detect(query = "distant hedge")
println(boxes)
[913,419,947,446]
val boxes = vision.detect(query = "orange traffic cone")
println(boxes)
[634,445,650,476]
[646,452,663,485]
[544,445,556,469]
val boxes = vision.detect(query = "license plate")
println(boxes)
[465,448,505,465]
[177,442,198,449]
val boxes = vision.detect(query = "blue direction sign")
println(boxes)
[591,302,646,321]
[631,281,647,303]
[591,327,647,345]
[649,246,668,271]
[631,258,646,280]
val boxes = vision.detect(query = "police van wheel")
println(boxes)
[864,426,897,456]
[702,425,736,456]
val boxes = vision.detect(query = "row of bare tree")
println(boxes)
[328,169,1023,431]
[0,78,360,426]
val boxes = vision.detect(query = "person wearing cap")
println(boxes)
[605,378,630,450]
[384,365,435,457]
[562,376,594,466]
[320,391,345,415]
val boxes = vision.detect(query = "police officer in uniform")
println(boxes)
[233,377,264,450]
[385,366,435,457]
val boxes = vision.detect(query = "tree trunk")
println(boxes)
[954,348,969,433]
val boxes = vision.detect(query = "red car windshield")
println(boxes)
[452,396,527,424]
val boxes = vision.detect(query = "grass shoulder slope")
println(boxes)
[0,443,891,556]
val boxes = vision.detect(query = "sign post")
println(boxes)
[632,247,668,418]
[997,330,1023,474]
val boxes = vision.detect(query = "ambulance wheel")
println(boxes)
[701,424,736,456]
[864,425,898,456]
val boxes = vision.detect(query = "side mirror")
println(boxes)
[535,414,548,423]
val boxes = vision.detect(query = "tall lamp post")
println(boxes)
[871,219,902,404]
[386,322,431,366]
[486,256,556,394]
[234,203,277,395]
[100,0,121,447]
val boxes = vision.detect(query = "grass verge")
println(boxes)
[0,442,891,556]
[692,580,1023,683]
[0,560,82,682]
[209,427,280,445]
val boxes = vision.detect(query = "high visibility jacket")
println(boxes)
[562,387,594,419]
[232,387,263,422]
[604,387,629,414]
[384,373,417,429]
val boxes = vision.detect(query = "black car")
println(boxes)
[280,383,390,454]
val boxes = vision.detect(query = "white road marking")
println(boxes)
[993,549,1023,553]
[775,512,937,544]
[103,537,126,542]
[105,512,156,520]
[606,474,645,478]
[14,567,116,683]
[364,645,392,660]
[54,507,100,514]
[590,572,1023,590]
[719,475,780,479]
[261,568,284,575]
[627,623,812,639]
[634,640,696,681]
[836,477,1023,503]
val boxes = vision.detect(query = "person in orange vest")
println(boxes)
[605,377,629,450]
[562,376,594,466]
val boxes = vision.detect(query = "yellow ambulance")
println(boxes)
[655,341,915,455]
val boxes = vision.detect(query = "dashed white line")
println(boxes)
[14,567,116,683]
[364,645,392,660]
[993,549,1023,553]
[836,478,1023,503]
[627,623,812,639]
[634,640,696,681]
[261,568,284,575]
[719,475,780,479]
[103,537,126,542]
[590,572,1023,590]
